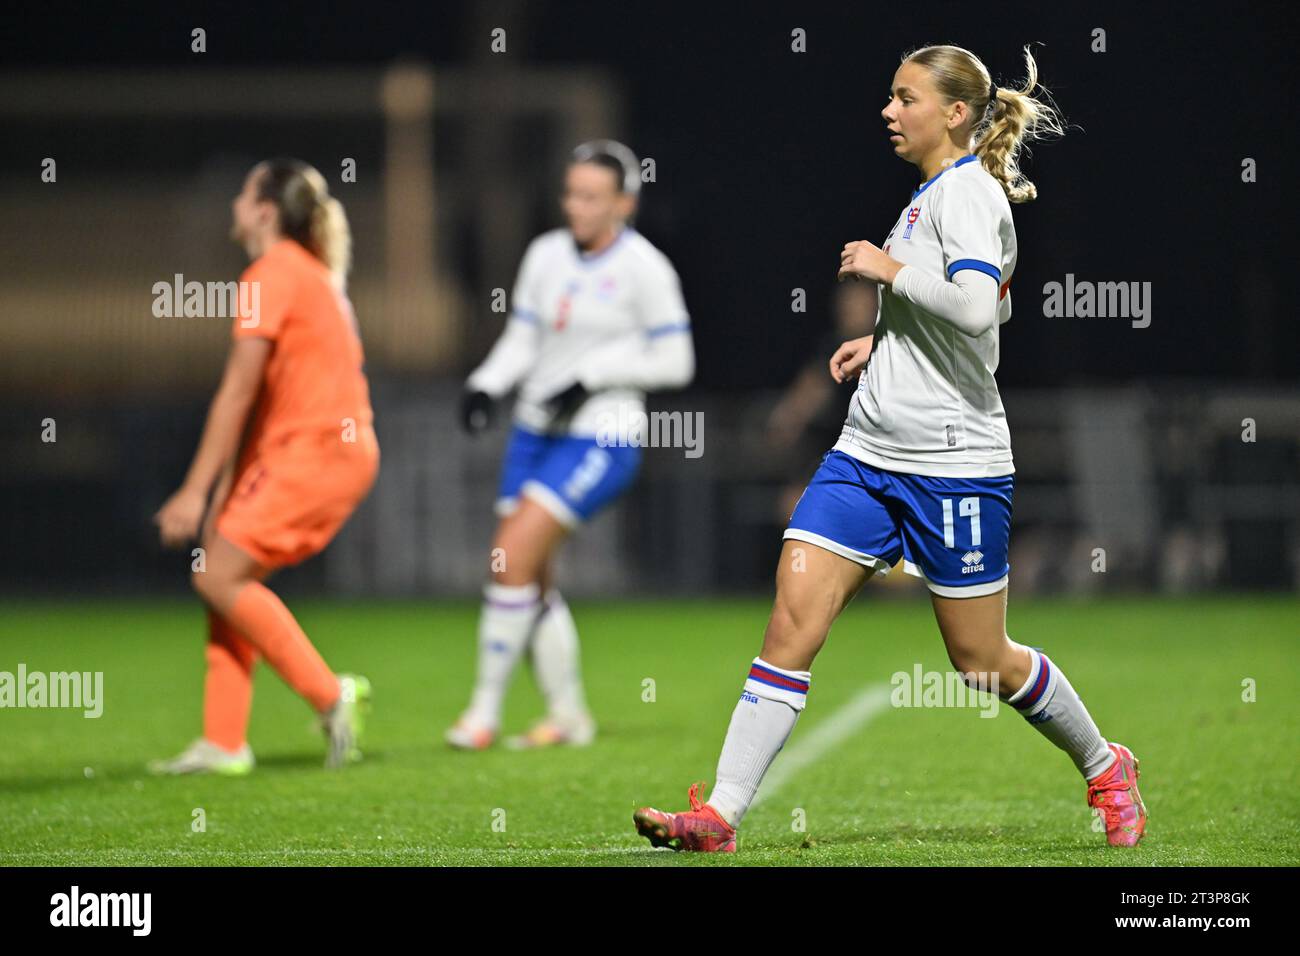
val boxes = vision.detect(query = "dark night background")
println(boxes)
[5,0,1294,390]
[2,1,1295,596]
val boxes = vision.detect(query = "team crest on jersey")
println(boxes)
[903,205,921,239]
[594,275,618,301]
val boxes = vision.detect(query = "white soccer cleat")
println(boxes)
[322,673,371,769]
[148,738,255,776]
[504,712,597,750]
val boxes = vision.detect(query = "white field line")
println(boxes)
[747,682,893,811]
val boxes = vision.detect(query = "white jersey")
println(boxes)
[835,153,1018,477]
[467,226,694,437]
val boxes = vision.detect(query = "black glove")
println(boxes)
[544,381,591,418]
[460,389,496,435]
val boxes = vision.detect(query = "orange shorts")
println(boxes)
[217,426,379,569]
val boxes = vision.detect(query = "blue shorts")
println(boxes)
[496,425,642,528]
[784,450,1013,597]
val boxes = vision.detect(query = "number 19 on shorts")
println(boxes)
[941,496,981,549]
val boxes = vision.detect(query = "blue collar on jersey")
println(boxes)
[574,226,631,265]
[912,153,979,199]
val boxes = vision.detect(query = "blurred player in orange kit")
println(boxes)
[150,158,380,775]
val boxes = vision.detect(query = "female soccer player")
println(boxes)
[447,140,695,750]
[151,158,380,774]
[634,45,1147,850]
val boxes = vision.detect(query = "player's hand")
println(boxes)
[154,485,207,549]
[829,335,874,384]
[544,381,591,418]
[838,240,897,284]
[460,389,496,435]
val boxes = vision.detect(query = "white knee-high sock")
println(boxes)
[1006,645,1115,780]
[466,582,545,728]
[529,588,589,722]
[706,657,811,829]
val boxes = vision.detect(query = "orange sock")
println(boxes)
[224,582,341,713]
[203,609,259,752]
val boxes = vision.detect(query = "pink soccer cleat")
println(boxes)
[1087,742,1148,847]
[633,782,737,853]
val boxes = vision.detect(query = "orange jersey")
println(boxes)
[219,238,379,569]
[233,238,374,451]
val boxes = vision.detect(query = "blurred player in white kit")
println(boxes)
[449,140,695,750]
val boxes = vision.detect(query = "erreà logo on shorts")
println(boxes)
[50,886,151,936]
[960,549,985,574]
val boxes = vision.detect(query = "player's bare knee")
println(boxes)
[764,595,829,663]
[487,539,546,586]
[998,639,1032,688]
[946,642,998,678]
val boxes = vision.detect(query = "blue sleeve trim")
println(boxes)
[946,259,1001,282]
[646,321,691,338]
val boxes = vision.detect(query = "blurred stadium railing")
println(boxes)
[5,381,1298,597]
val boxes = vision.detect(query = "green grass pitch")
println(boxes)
[1,596,1296,866]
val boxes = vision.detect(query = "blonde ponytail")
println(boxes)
[309,195,352,285]
[903,43,1067,203]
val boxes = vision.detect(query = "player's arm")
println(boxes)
[199,457,236,546]
[460,313,541,433]
[837,233,999,339]
[461,240,548,434]
[198,401,257,545]
[466,313,542,398]
[154,338,270,547]
[568,256,695,394]
[890,266,999,337]
[578,324,695,392]
[543,323,694,419]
